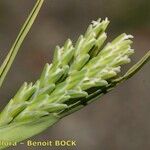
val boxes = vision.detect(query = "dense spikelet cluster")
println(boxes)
[0,18,134,126]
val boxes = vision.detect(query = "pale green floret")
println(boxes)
[0,19,134,122]
[0,18,135,124]
[0,16,149,150]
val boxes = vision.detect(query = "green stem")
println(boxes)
[0,0,45,88]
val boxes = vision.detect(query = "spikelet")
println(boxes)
[0,18,135,124]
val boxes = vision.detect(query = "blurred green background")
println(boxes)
[0,0,150,150]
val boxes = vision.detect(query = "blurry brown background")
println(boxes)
[0,0,150,150]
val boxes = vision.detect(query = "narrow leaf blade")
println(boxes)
[0,0,45,88]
